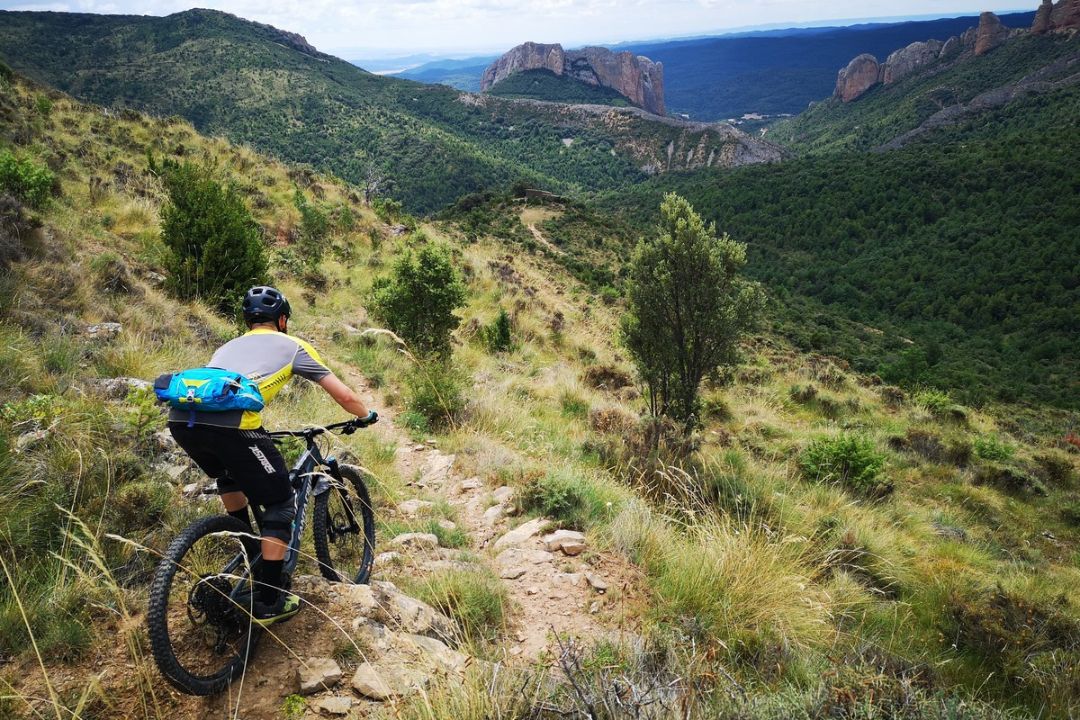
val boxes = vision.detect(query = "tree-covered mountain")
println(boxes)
[0,8,777,213]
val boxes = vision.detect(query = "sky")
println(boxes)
[0,0,1033,56]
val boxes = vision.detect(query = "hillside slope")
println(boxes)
[0,8,778,213]
[2,69,1080,719]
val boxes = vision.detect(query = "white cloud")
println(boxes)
[0,0,1036,55]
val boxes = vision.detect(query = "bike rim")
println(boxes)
[163,529,259,682]
[323,483,371,582]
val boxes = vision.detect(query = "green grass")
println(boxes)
[406,568,508,646]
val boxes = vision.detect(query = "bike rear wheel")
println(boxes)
[146,515,262,696]
[313,464,376,584]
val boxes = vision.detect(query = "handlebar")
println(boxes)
[266,412,378,440]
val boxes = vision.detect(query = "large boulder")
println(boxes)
[974,12,1010,55]
[834,54,882,102]
[1033,0,1056,32]
[1049,0,1080,30]
[882,40,944,84]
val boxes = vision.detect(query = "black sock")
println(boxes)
[258,558,284,604]
[228,506,253,530]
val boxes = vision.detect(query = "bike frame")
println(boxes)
[224,424,352,599]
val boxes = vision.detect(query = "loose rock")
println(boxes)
[585,573,609,593]
[389,532,439,551]
[311,696,352,715]
[296,657,342,695]
[493,517,550,550]
[543,529,587,556]
[84,322,122,339]
[500,566,527,580]
[397,499,434,517]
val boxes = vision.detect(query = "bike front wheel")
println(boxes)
[146,515,261,696]
[313,464,376,584]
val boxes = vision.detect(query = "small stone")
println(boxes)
[14,429,50,453]
[585,573,609,593]
[495,548,553,567]
[90,376,152,399]
[526,586,539,596]
[543,530,587,556]
[336,583,377,614]
[311,696,352,715]
[413,444,426,452]
[515,631,527,642]
[420,453,455,486]
[425,438,437,446]
[493,517,551,550]
[161,464,189,482]
[510,646,522,655]
[351,663,397,700]
[500,566,527,580]
[590,601,601,614]
[296,657,342,695]
[84,322,122,339]
[145,270,166,285]
[397,499,434,517]
[437,519,457,531]
[181,482,200,497]
[458,477,483,493]
[492,486,515,504]
[404,633,469,672]
[375,551,402,565]
[482,504,506,527]
[389,532,439,551]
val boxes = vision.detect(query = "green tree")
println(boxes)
[371,236,467,357]
[483,307,513,353]
[157,160,268,313]
[294,187,329,266]
[620,193,764,427]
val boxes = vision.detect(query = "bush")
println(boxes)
[518,469,614,530]
[620,193,764,427]
[974,435,1015,461]
[403,360,466,432]
[482,307,513,353]
[895,428,972,466]
[410,568,507,644]
[800,434,891,497]
[371,238,466,357]
[0,150,54,208]
[1034,450,1076,487]
[973,463,1046,496]
[294,187,329,267]
[155,159,268,313]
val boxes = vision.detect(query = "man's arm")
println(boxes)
[318,373,371,418]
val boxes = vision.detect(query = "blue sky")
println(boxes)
[0,0,1033,55]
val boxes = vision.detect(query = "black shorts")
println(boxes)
[168,423,293,507]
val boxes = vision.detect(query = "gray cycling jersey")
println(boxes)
[168,329,331,429]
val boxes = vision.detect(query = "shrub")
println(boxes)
[371,239,467,357]
[482,307,513,353]
[620,193,764,427]
[560,391,589,419]
[1033,450,1076,487]
[403,359,466,432]
[974,435,1015,462]
[581,364,633,392]
[800,434,891,497]
[90,251,138,295]
[518,469,614,530]
[155,159,268,313]
[410,568,507,644]
[898,428,972,466]
[0,150,54,208]
[973,463,1046,496]
[294,187,329,266]
[914,388,952,414]
[1061,501,1080,527]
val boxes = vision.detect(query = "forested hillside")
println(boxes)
[0,9,777,213]
[525,80,1080,410]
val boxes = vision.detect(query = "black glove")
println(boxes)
[358,410,379,427]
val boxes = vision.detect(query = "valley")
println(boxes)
[0,2,1078,718]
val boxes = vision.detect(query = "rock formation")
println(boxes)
[834,54,882,102]
[974,12,1010,55]
[1032,0,1080,32]
[882,40,945,84]
[481,42,665,115]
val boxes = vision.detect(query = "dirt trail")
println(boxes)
[344,367,638,664]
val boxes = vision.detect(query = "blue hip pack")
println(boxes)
[154,367,265,427]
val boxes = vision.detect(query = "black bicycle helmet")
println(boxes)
[242,285,291,324]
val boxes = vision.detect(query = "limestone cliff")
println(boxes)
[832,6,1038,102]
[481,43,665,115]
[1032,0,1080,32]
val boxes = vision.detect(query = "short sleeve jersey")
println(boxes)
[168,328,331,429]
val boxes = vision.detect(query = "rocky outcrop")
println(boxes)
[482,43,665,115]
[1033,0,1080,32]
[975,12,1010,55]
[834,54,882,102]
[883,40,945,84]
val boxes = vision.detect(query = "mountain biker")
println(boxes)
[167,286,377,626]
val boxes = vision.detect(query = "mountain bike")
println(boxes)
[146,418,377,696]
